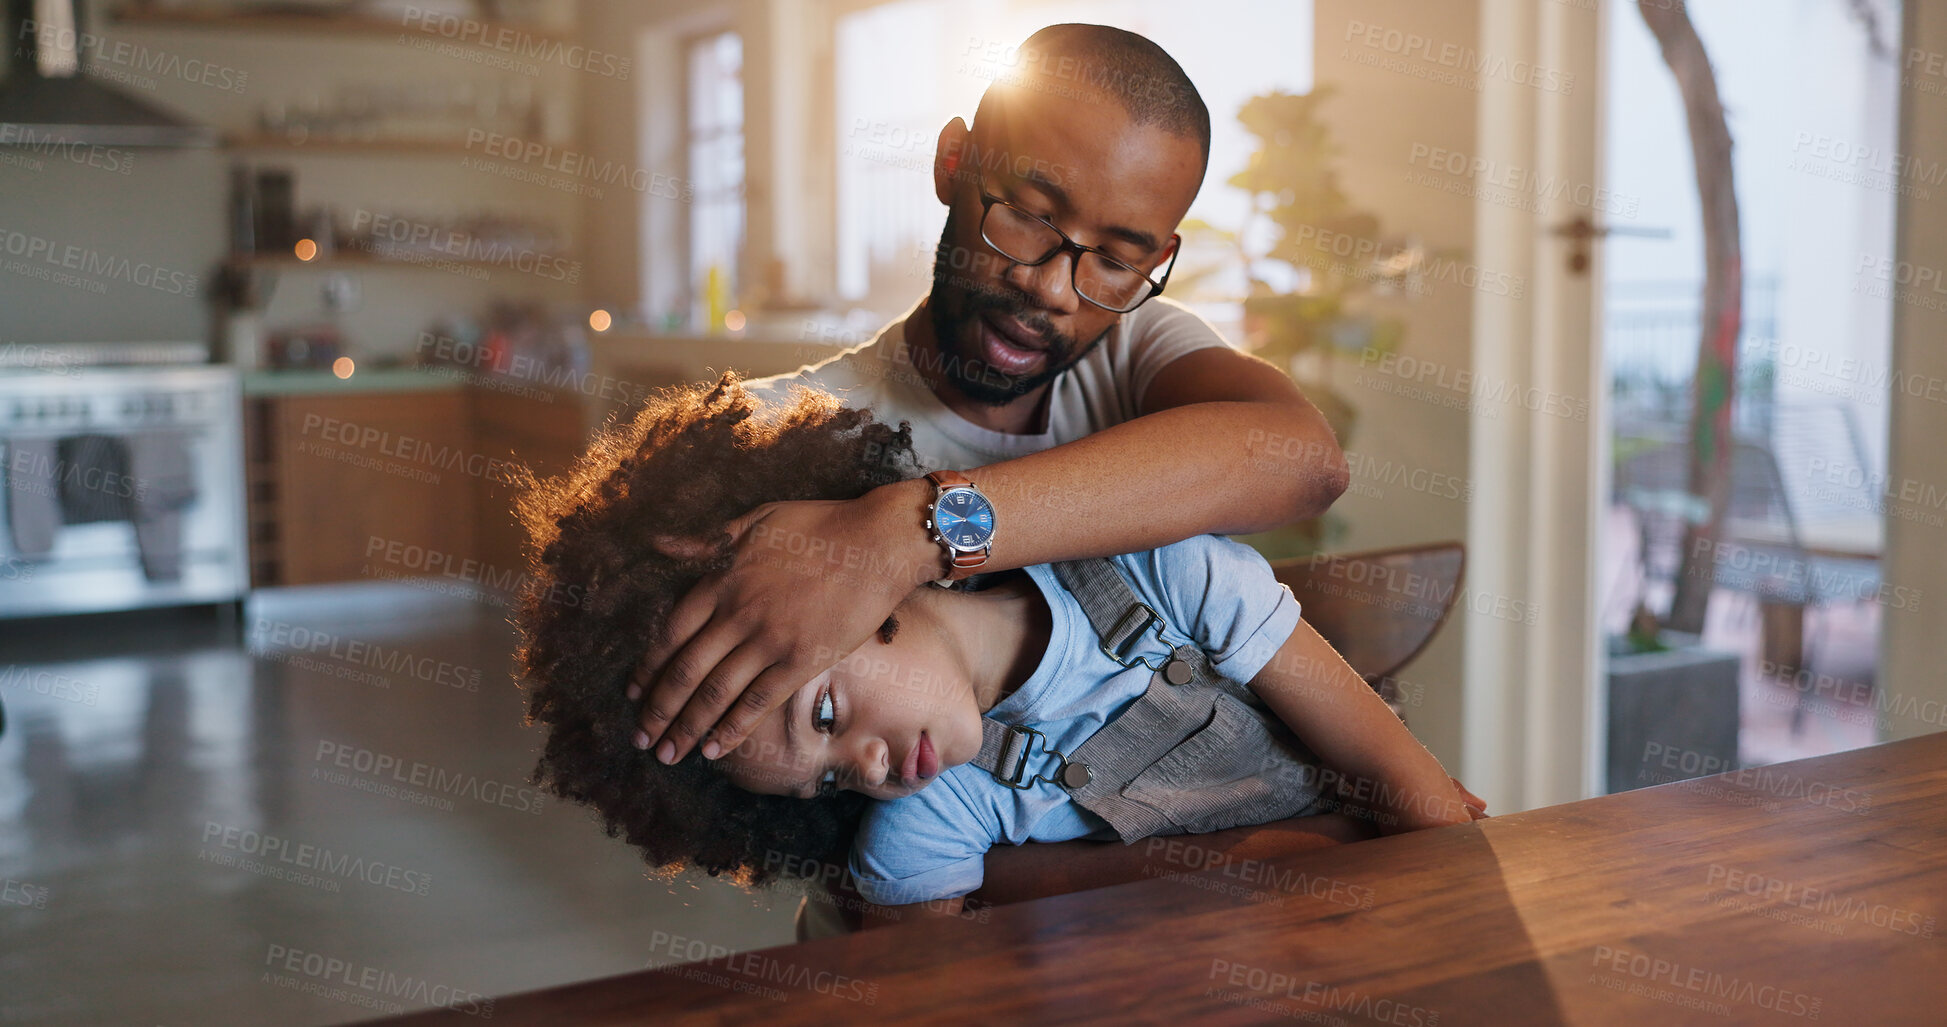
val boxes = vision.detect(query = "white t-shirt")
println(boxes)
[745,296,1233,472]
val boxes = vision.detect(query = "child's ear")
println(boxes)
[650,533,720,561]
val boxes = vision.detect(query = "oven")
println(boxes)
[0,355,248,618]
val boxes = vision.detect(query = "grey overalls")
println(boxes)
[794,556,1332,939]
[969,557,1332,840]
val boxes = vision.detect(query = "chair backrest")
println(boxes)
[1269,542,1466,683]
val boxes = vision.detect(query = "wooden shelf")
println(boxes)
[228,250,579,274]
[109,6,574,45]
[224,133,506,155]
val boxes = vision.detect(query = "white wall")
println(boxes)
[1312,0,1483,780]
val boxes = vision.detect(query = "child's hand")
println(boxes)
[1451,777,1488,820]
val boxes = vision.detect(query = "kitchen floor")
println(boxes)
[0,585,797,1027]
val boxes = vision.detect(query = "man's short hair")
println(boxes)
[973,23,1212,178]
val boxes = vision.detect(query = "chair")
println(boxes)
[1614,425,1882,733]
[1269,542,1467,725]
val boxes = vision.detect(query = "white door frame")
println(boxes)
[1464,0,1609,812]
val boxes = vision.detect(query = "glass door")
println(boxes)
[1597,0,1903,789]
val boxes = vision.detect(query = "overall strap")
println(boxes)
[967,557,1261,802]
[1051,558,1165,666]
[1051,557,1256,704]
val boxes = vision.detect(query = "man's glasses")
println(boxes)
[974,179,1179,314]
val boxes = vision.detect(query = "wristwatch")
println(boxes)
[923,470,996,586]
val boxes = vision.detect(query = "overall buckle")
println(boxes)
[1100,601,1171,671]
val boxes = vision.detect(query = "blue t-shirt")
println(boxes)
[848,533,1303,906]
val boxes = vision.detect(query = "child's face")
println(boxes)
[718,624,983,801]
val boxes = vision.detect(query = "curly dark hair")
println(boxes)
[511,372,921,887]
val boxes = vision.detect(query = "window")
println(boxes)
[832,0,1313,327]
[686,30,745,330]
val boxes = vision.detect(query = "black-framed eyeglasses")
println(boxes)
[975,178,1179,314]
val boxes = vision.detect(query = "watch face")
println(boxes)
[934,487,995,550]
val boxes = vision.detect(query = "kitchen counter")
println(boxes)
[240,366,464,396]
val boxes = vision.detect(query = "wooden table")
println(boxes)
[370,734,1947,1025]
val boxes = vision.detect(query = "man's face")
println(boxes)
[926,89,1203,407]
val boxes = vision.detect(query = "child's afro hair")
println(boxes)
[511,372,920,886]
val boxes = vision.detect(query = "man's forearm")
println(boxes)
[872,401,1347,582]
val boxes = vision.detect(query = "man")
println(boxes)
[630,23,1349,766]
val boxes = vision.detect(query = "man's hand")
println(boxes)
[630,479,940,763]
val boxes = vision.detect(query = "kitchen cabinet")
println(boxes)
[246,386,474,588]
[244,377,586,590]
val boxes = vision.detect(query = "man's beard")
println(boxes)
[925,216,1110,407]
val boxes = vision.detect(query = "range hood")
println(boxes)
[0,0,217,148]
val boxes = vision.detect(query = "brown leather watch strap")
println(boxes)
[925,470,990,582]
[926,469,973,489]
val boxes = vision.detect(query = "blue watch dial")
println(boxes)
[934,488,995,550]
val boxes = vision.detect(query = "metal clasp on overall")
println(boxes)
[1100,601,1176,671]
[990,724,1092,790]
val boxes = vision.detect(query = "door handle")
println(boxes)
[1549,215,1672,274]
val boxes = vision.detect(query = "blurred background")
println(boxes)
[1,0,1943,1023]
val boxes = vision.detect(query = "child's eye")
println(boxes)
[813,688,837,734]
[816,768,838,798]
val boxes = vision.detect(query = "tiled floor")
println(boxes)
[0,586,798,1027]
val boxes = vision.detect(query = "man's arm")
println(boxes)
[954,344,1349,566]
[633,346,1348,763]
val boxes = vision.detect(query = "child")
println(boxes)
[514,374,1480,917]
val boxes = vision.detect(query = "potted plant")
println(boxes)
[1175,85,1444,560]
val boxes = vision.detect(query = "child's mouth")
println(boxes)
[917,731,940,780]
[901,730,941,785]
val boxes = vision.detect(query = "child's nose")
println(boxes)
[850,737,890,788]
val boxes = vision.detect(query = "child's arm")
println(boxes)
[1249,616,1479,834]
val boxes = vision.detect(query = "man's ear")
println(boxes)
[934,117,970,205]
